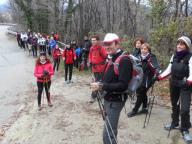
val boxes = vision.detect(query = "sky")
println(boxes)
[0,0,8,5]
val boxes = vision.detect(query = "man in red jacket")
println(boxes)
[62,42,76,84]
[89,35,107,103]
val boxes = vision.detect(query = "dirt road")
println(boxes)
[0,25,188,144]
[1,72,188,144]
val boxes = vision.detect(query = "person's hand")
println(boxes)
[43,70,49,77]
[90,82,100,92]
[179,79,189,88]
[151,75,159,85]
[62,57,65,61]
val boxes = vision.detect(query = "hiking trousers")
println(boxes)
[170,84,191,131]
[103,100,125,144]
[133,86,148,112]
[53,58,60,71]
[37,81,51,106]
[65,64,73,81]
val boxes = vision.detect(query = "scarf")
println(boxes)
[40,60,47,65]
[141,53,150,60]
[175,50,189,60]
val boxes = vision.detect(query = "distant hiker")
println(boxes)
[62,42,76,84]
[16,32,21,47]
[131,37,144,58]
[91,33,133,144]
[32,33,38,57]
[34,52,54,111]
[38,35,46,53]
[127,43,160,117]
[48,37,57,55]
[52,44,61,72]
[157,36,192,143]
[27,34,33,55]
[89,35,107,103]
[74,45,81,69]
[81,35,92,70]
[20,32,28,50]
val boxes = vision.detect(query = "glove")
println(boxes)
[43,70,49,77]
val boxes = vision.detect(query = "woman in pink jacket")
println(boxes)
[34,52,54,110]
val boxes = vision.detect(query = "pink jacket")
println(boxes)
[34,60,54,82]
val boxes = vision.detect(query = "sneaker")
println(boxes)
[127,110,137,118]
[48,102,53,107]
[89,97,96,103]
[164,122,179,130]
[182,131,192,143]
[69,80,73,83]
[38,106,43,111]
[64,81,69,84]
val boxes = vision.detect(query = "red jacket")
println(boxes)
[62,48,76,64]
[52,48,61,59]
[34,60,54,82]
[89,45,107,72]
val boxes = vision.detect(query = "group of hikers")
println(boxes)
[15,29,192,143]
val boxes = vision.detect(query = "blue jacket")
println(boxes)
[75,47,81,57]
[49,40,56,50]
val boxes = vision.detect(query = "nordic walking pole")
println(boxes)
[143,85,154,128]
[97,91,118,144]
[167,121,173,138]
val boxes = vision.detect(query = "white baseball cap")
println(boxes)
[103,33,120,43]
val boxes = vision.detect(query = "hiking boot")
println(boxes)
[127,110,137,118]
[138,108,148,114]
[89,97,96,103]
[164,122,179,130]
[182,131,192,143]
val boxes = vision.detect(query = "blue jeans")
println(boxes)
[103,100,125,144]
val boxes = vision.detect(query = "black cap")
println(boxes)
[39,51,46,56]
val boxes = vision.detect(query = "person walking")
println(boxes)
[62,42,76,84]
[81,35,92,70]
[157,36,192,143]
[34,52,54,111]
[127,43,160,117]
[91,33,133,144]
[52,44,61,72]
[89,35,107,103]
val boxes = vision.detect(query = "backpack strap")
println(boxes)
[114,54,130,75]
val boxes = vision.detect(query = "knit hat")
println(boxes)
[103,33,120,43]
[177,36,191,49]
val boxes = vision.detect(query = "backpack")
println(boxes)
[107,52,143,94]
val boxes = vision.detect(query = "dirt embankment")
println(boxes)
[0,72,188,144]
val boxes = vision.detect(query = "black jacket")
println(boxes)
[170,52,192,87]
[139,53,160,89]
[132,48,140,59]
[102,50,133,101]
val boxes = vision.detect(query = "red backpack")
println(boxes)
[105,52,143,94]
